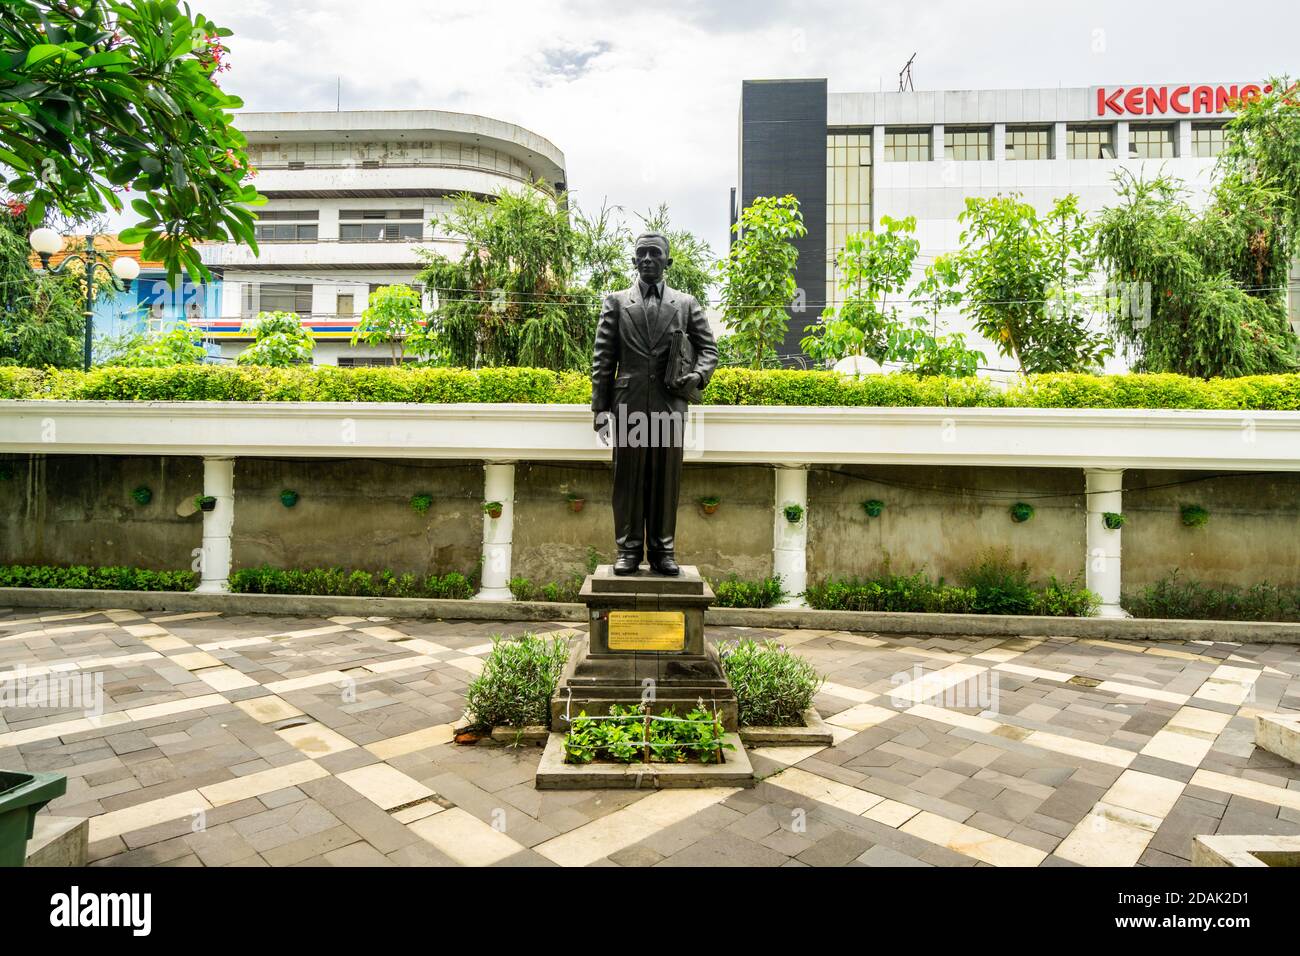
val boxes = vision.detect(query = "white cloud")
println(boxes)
[177,0,1300,256]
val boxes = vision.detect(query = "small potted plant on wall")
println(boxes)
[1102,511,1126,530]
[280,489,299,508]
[783,503,804,525]
[194,494,217,513]
[862,499,885,518]
[484,500,504,519]
[1180,504,1209,527]
[131,486,152,506]
[565,492,585,514]
[700,495,721,515]
[1009,502,1035,523]
[410,493,433,516]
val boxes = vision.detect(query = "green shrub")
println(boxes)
[228,565,474,599]
[1124,572,1300,622]
[719,639,824,727]
[0,564,198,591]
[7,365,1300,410]
[464,633,569,729]
[711,575,784,608]
[507,575,583,603]
[1034,575,1101,617]
[960,551,1038,615]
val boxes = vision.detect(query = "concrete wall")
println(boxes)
[227,458,482,576]
[510,462,774,585]
[0,455,202,571]
[1122,470,1300,590]
[807,465,1086,584]
[3,454,1298,591]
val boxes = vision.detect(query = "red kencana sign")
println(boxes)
[1095,84,1273,116]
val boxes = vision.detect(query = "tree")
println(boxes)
[572,200,630,300]
[351,284,437,366]
[0,200,84,366]
[1094,78,1300,377]
[635,204,715,305]
[419,184,594,371]
[0,1,263,281]
[112,323,207,366]
[948,193,1112,374]
[235,311,313,366]
[800,214,985,376]
[715,195,806,369]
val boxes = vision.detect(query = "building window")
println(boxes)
[883,128,931,162]
[1129,124,1176,159]
[825,132,874,310]
[339,208,424,241]
[243,283,312,316]
[1005,125,1052,160]
[254,209,319,242]
[1191,122,1227,158]
[1066,125,1116,160]
[943,127,990,161]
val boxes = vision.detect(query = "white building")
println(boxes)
[197,109,567,365]
[735,79,1299,370]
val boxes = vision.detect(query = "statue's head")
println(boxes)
[632,231,672,285]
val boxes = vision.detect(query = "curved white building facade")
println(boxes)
[198,109,566,365]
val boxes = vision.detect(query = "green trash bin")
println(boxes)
[0,770,67,867]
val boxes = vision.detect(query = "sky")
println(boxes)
[191,0,1298,257]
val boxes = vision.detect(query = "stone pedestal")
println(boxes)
[551,565,738,732]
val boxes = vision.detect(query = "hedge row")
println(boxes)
[1124,572,1300,622]
[805,563,1099,617]
[0,564,198,591]
[229,565,475,600]
[4,365,1300,410]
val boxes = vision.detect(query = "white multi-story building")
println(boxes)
[735,79,1299,369]
[197,109,566,365]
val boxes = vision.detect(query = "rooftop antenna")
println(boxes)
[336,76,341,111]
[898,53,916,92]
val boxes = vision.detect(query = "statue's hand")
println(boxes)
[673,372,701,391]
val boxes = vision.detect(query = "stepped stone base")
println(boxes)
[1192,834,1300,867]
[25,815,88,867]
[1255,713,1300,764]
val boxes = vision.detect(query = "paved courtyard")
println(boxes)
[2,605,1299,867]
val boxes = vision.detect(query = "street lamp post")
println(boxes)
[28,228,141,371]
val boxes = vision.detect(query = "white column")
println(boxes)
[1053,122,1067,160]
[932,124,945,162]
[1085,468,1128,618]
[196,456,235,594]
[773,465,809,608]
[476,461,516,601]
[992,122,1006,161]
[871,125,886,166]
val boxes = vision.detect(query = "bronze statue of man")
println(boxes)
[592,231,718,576]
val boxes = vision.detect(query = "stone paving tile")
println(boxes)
[3,606,1299,866]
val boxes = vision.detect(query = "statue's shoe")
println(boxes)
[613,553,641,575]
[649,554,680,576]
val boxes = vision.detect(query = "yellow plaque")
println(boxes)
[607,611,685,651]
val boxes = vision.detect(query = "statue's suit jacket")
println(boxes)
[591,281,719,419]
